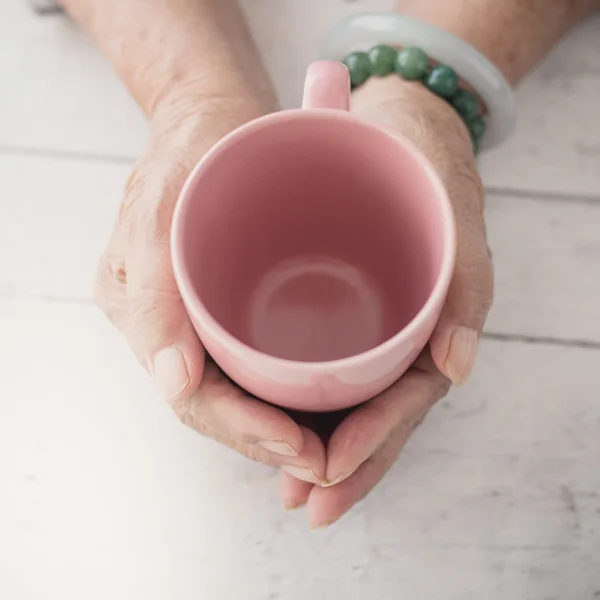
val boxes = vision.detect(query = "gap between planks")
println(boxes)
[2,291,600,351]
[2,144,600,205]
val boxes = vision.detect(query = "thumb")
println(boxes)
[125,227,204,403]
[430,207,494,386]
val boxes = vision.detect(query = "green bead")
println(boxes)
[466,115,486,140]
[368,45,398,77]
[472,137,480,155]
[451,89,479,119]
[343,52,371,88]
[425,65,459,98]
[395,46,429,80]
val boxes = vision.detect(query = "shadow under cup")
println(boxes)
[178,111,448,365]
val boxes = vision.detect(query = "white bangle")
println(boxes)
[321,13,517,151]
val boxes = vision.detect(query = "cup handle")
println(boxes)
[302,61,351,111]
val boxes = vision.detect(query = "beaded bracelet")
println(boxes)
[342,45,485,154]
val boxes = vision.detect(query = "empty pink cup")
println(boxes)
[171,61,455,412]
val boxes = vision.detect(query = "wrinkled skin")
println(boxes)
[95,75,493,529]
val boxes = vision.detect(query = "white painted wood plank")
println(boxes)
[2,0,599,196]
[479,74,600,198]
[0,155,130,300]
[0,299,598,599]
[240,0,396,110]
[2,154,599,342]
[0,0,391,157]
[471,14,600,196]
[532,14,600,79]
[485,193,600,342]
[0,0,148,157]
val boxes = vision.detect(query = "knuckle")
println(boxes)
[94,245,128,322]
[169,397,276,465]
[98,253,127,286]
[241,444,279,466]
[170,397,198,431]
[95,232,127,284]
[433,375,452,400]
[414,357,453,399]
[170,395,218,441]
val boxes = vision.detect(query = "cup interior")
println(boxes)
[177,112,450,363]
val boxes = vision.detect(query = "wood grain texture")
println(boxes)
[0,0,148,157]
[0,299,598,599]
[485,193,600,343]
[0,155,129,301]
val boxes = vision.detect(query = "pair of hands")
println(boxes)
[95,74,493,529]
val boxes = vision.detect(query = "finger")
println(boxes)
[178,361,327,479]
[324,353,448,486]
[430,167,493,385]
[279,427,327,484]
[122,174,205,403]
[278,428,331,508]
[307,424,409,529]
[279,471,313,510]
[182,361,303,455]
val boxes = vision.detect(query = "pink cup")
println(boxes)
[171,61,455,412]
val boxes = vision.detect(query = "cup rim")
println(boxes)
[171,108,456,371]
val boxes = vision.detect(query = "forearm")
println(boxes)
[396,0,600,85]
[61,0,277,116]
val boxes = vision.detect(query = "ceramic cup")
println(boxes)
[171,61,455,412]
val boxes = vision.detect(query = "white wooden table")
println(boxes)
[1,1,599,598]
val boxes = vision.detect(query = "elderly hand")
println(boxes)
[279,75,494,529]
[96,72,492,529]
[95,85,329,480]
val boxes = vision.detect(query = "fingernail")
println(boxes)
[310,518,336,531]
[281,465,321,485]
[322,467,357,488]
[284,498,307,511]
[257,440,298,457]
[152,347,190,401]
[446,327,479,385]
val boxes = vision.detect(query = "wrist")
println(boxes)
[394,0,516,83]
[139,0,277,117]
[148,77,275,153]
[351,76,472,154]
[62,0,277,117]
[142,4,278,118]
[146,55,277,121]
[395,0,600,85]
